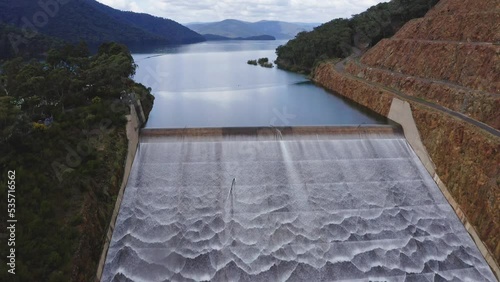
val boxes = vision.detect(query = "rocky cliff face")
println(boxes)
[313,0,500,269]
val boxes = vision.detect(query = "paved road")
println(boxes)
[331,54,500,138]
[335,47,361,72]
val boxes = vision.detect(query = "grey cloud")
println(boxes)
[97,0,388,23]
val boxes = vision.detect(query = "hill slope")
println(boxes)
[0,0,204,46]
[0,23,63,60]
[313,0,500,274]
[187,19,316,39]
[84,0,205,44]
[275,0,440,73]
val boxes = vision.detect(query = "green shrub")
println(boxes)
[92,96,102,104]
[32,122,47,130]
[257,57,269,65]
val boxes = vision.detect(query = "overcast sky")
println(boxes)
[97,0,389,24]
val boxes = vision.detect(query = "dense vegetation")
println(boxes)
[85,0,205,45]
[275,0,439,73]
[0,0,204,48]
[247,57,274,68]
[0,23,64,61]
[247,59,258,65]
[0,42,154,281]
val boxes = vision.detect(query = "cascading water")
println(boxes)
[101,131,496,282]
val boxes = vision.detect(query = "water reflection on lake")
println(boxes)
[132,41,387,128]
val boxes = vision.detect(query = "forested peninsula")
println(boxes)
[0,41,154,281]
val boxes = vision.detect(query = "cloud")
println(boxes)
[97,0,388,24]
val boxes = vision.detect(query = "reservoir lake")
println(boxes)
[132,40,387,128]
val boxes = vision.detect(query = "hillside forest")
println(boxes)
[0,42,154,281]
[275,0,440,73]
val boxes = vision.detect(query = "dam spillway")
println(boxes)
[101,127,496,281]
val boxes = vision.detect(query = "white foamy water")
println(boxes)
[102,133,496,281]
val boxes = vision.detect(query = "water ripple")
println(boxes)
[102,136,495,281]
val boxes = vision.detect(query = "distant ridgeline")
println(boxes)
[0,0,205,56]
[188,19,317,40]
[275,0,440,73]
[203,34,276,41]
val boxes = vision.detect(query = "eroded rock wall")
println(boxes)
[396,13,500,42]
[427,0,500,16]
[360,39,499,94]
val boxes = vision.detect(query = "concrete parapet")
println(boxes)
[140,125,402,142]
[95,105,141,281]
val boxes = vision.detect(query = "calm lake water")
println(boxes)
[132,40,387,128]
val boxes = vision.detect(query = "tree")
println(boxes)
[85,42,136,99]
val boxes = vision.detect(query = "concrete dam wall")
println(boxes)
[100,126,495,281]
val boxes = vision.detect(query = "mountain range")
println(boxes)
[0,0,205,47]
[0,0,319,57]
[187,19,319,40]
[203,34,276,41]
